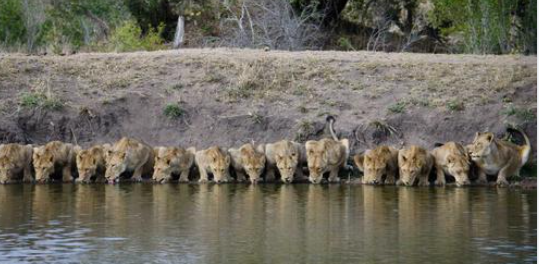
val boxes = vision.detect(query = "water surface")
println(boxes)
[0,184,535,264]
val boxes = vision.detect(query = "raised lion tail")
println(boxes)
[326,115,338,141]
[507,127,531,166]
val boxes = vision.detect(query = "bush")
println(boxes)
[163,103,183,119]
[109,20,165,52]
[0,0,26,46]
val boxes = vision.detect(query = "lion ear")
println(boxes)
[120,152,126,159]
[240,146,250,156]
[486,133,494,143]
[225,155,231,164]
[474,132,480,142]
[447,156,453,164]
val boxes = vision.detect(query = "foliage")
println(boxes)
[163,103,184,119]
[0,0,26,46]
[430,0,537,54]
[109,20,165,52]
[0,0,536,54]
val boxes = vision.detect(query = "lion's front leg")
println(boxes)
[23,164,33,183]
[384,170,396,185]
[198,166,209,183]
[328,167,340,183]
[131,165,144,182]
[179,169,190,183]
[476,169,488,185]
[434,165,446,186]
[418,174,429,187]
[62,165,73,182]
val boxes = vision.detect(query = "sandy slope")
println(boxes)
[0,48,536,163]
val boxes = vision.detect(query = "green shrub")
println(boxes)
[19,91,63,110]
[0,0,26,46]
[109,20,165,52]
[388,101,406,114]
[163,103,183,119]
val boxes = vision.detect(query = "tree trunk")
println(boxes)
[173,16,185,49]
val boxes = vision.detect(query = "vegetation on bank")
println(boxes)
[0,0,535,54]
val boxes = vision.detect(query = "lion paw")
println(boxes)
[476,178,488,186]
[434,180,446,186]
[496,178,509,187]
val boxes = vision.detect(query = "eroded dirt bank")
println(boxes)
[0,49,536,164]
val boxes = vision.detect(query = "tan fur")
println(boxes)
[431,142,471,187]
[0,144,33,183]
[229,143,266,183]
[195,146,231,183]
[152,146,195,183]
[265,140,306,183]
[105,137,154,183]
[354,145,398,185]
[305,138,350,184]
[397,145,434,187]
[33,141,78,183]
[469,130,531,187]
[76,144,110,183]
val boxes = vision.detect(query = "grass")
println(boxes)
[388,101,406,114]
[446,99,465,111]
[19,91,63,110]
[163,103,184,119]
[502,105,535,122]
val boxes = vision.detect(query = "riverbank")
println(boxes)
[0,49,536,172]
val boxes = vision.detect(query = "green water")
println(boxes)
[0,184,536,264]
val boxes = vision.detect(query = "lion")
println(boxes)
[265,140,307,183]
[305,116,350,184]
[105,137,154,184]
[353,145,399,185]
[0,143,33,184]
[431,142,471,187]
[152,146,195,183]
[229,143,266,183]
[468,128,531,187]
[33,141,78,183]
[194,146,231,183]
[76,144,110,183]
[397,145,434,187]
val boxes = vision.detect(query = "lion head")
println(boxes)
[361,146,392,185]
[0,156,15,184]
[33,147,55,183]
[105,151,127,183]
[470,132,495,161]
[398,146,427,186]
[273,141,300,183]
[152,147,192,183]
[239,145,266,184]
[207,147,231,183]
[446,153,471,186]
[306,141,328,184]
[76,149,100,183]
